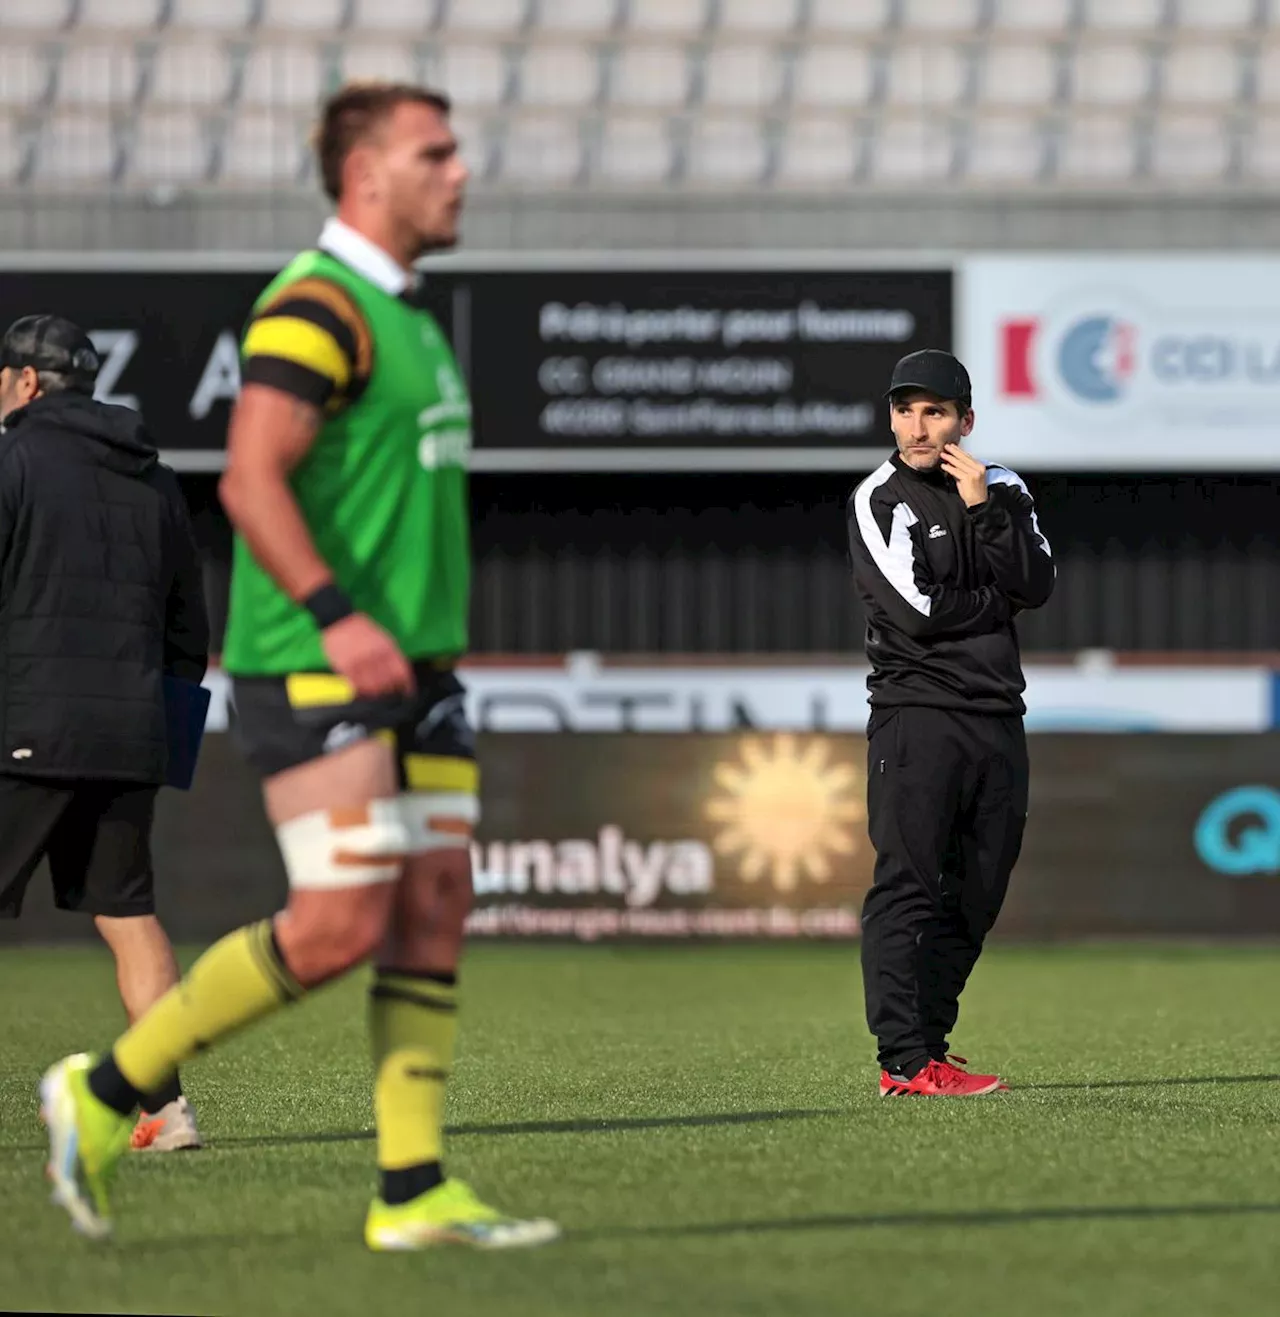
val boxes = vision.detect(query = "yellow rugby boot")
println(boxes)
[40,1053,133,1239]
[365,1178,560,1251]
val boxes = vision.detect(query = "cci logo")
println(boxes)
[1000,315,1139,404]
[1193,786,1280,877]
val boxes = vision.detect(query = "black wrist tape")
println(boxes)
[302,583,355,630]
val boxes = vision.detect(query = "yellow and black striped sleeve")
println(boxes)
[241,277,373,413]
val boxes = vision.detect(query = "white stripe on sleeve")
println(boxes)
[984,464,1053,558]
[853,462,932,617]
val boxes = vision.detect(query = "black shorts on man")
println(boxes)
[0,777,158,919]
[229,661,476,785]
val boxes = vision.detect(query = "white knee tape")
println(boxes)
[399,791,481,853]
[277,800,410,890]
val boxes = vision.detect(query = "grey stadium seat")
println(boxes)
[169,0,257,30]
[239,44,329,109]
[792,45,877,109]
[149,42,235,108]
[130,110,211,184]
[597,114,673,183]
[702,44,786,110]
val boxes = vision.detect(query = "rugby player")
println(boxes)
[39,83,558,1251]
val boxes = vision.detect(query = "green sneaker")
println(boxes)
[365,1178,561,1251]
[40,1053,132,1239]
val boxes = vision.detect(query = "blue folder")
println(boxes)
[163,674,212,791]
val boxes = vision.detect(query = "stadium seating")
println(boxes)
[1,0,1273,190]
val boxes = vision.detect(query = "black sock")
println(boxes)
[88,1052,146,1118]
[141,1072,183,1115]
[386,967,458,988]
[381,1160,445,1206]
[893,1055,931,1081]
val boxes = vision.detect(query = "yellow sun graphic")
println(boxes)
[704,734,866,892]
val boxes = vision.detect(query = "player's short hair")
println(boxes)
[314,82,452,202]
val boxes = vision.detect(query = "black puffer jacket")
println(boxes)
[0,392,208,783]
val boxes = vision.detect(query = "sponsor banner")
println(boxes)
[0,267,461,463]
[962,256,1280,470]
[0,264,949,471]
[469,732,870,940]
[476,732,1280,941]
[0,269,270,458]
[1195,785,1280,877]
[1007,734,1280,937]
[200,658,1275,735]
[469,269,950,464]
[6,731,1280,944]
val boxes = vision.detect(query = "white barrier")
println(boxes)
[199,653,1277,735]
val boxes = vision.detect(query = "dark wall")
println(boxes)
[183,471,1280,655]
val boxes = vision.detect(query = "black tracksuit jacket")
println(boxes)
[0,392,209,784]
[846,452,1055,714]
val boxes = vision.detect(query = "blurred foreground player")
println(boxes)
[40,83,558,1249]
[0,315,207,1150]
[847,350,1054,1097]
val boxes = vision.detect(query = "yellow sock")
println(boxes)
[369,972,458,1171]
[114,920,303,1096]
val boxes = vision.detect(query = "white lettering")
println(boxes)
[696,357,793,393]
[626,398,872,437]
[796,302,916,343]
[580,356,794,397]
[508,841,555,894]
[88,329,139,410]
[188,331,242,420]
[539,301,722,347]
[538,356,589,395]
[593,356,697,396]
[599,824,626,895]
[666,843,714,896]
[417,399,472,429]
[556,840,599,894]
[418,427,471,470]
[472,842,506,895]
[722,308,794,348]
[537,299,916,348]
[622,840,667,908]
[539,398,628,436]
[470,829,714,907]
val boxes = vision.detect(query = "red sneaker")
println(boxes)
[937,1058,1011,1090]
[940,1054,1010,1092]
[880,1058,1005,1097]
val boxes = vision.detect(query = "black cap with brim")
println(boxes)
[0,314,101,393]
[885,348,971,404]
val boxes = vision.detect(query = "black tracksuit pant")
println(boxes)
[861,705,1029,1075]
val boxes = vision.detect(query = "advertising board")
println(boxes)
[962,256,1280,470]
[6,731,1280,944]
[469,732,870,940]
[0,263,950,472]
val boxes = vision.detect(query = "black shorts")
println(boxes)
[0,775,157,920]
[229,661,477,785]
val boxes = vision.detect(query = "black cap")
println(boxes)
[885,349,971,405]
[0,314,101,393]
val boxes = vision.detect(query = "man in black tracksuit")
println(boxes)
[846,349,1054,1097]
[0,314,209,1145]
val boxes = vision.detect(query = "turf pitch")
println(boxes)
[1,941,1278,1316]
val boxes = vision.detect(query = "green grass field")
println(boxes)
[2,942,1279,1317]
